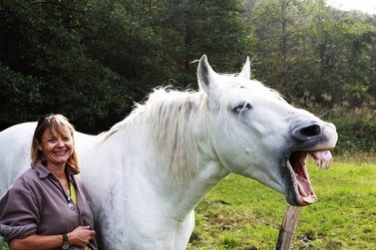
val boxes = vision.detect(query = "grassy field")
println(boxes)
[187,158,376,250]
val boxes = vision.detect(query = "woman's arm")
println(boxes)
[9,226,96,249]
[9,234,63,250]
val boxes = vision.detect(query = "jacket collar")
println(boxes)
[32,162,74,180]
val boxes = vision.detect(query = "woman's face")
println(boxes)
[38,128,74,168]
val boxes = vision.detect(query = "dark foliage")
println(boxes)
[0,0,375,152]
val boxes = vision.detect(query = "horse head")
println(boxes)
[197,55,338,206]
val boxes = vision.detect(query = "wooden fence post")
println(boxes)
[276,205,302,250]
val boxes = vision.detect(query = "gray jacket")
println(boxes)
[0,163,98,249]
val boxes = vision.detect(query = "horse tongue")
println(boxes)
[295,174,317,204]
[310,150,333,169]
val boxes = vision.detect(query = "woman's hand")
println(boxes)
[8,226,96,250]
[67,226,96,248]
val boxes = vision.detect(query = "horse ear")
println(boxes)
[197,55,217,95]
[238,56,250,80]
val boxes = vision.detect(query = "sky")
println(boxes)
[326,0,376,14]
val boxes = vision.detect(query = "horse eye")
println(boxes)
[245,103,252,109]
[233,102,252,112]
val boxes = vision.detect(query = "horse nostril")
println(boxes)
[300,124,321,137]
[292,123,322,141]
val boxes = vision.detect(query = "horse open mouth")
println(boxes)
[286,149,333,206]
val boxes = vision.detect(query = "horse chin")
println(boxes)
[284,148,333,206]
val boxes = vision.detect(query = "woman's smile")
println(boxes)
[38,129,74,168]
[53,149,69,156]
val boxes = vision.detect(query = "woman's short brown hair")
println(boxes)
[31,114,80,174]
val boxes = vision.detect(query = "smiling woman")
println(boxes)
[0,114,97,250]
[33,115,76,176]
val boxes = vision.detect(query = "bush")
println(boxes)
[324,106,376,155]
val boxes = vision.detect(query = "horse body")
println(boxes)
[0,55,337,249]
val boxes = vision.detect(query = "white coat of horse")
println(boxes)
[0,55,338,249]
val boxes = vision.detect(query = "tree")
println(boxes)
[0,0,253,132]
[151,0,253,87]
[248,0,375,109]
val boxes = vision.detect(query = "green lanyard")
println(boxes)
[69,182,91,250]
[69,182,77,204]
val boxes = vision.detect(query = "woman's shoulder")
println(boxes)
[10,166,46,192]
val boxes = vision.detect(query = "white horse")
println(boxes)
[0,55,337,249]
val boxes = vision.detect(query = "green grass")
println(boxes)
[187,159,376,250]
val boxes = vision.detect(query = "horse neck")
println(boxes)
[147,111,229,221]
[151,159,230,222]
[91,93,230,221]
[92,125,229,222]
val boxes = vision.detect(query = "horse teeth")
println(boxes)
[315,159,331,169]
[321,160,325,168]
[316,159,321,167]
[311,150,333,169]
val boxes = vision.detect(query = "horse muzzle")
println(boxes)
[283,121,338,206]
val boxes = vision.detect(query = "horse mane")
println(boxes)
[148,88,210,180]
[97,87,209,181]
